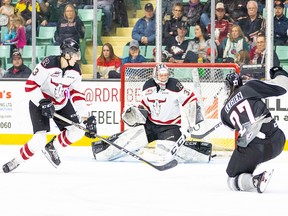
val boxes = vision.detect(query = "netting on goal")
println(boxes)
[120,63,240,151]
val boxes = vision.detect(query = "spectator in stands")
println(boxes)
[4,14,26,53]
[3,15,16,42]
[97,0,114,35]
[96,43,122,79]
[183,23,217,63]
[132,3,156,45]
[54,4,84,45]
[72,0,92,9]
[222,24,249,63]
[153,48,168,62]
[274,1,288,45]
[2,50,31,78]
[250,33,280,66]
[14,0,42,45]
[201,0,248,27]
[67,1,115,35]
[40,0,70,27]
[0,59,5,78]
[0,0,14,26]
[114,0,129,27]
[121,39,146,68]
[237,0,265,47]
[163,2,187,45]
[235,49,250,67]
[163,21,189,63]
[121,39,147,78]
[199,0,213,27]
[207,2,231,59]
[162,0,181,16]
[183,0,204,27]
[223,0,248,23]
[257,0,265,14]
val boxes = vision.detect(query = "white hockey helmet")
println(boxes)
[153,63,170,89]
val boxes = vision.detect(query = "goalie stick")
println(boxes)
[53,113,178,171]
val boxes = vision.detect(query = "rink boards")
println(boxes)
[0,80,288,150]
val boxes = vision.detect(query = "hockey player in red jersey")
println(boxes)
[2,38,97,173]
[221,67,288,193]
[92,63,212,163]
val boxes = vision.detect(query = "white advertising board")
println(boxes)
[0,81,121,137]
[0,80,288,147]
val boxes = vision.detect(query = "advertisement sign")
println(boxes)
[0,81,121,144]
[0,80,288,148]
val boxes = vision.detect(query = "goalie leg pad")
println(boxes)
[175,141,212,163]
[93,125,148,161]
[184,141,212,156]
[92,133,121,159]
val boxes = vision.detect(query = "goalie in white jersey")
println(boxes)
[92,63,212,163]
[2,38,97,173]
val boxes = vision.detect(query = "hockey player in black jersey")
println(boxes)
[2,38,97,173]
[221,67,288,193]
[92,63,212,163]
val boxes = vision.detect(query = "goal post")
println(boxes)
[120,63,240,151]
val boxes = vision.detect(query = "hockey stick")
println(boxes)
[53,113,178,171]
[190,121,223,139]
[187,86,225,139]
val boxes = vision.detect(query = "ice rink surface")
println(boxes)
[0,145,288,216]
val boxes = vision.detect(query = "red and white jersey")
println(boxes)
[140,78,197,126]
[25,56,88,117]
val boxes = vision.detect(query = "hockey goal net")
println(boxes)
[120,63,240,151]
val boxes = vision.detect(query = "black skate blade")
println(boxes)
[42,149,59,168]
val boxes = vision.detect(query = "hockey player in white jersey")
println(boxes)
[2,38,97,173]
[92,63,212,163]
[221,67,288,193]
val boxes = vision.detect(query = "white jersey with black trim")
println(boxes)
[25,56,88,117]
[140,78,197,126]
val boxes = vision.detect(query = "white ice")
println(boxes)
[0,145,287,216]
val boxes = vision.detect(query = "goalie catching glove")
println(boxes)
[39,98,55,118]
[83,116,97,138]
[122,105,148,127]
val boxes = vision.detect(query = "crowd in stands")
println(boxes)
[1,0,288,79]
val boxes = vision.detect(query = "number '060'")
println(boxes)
[0,122,11,128]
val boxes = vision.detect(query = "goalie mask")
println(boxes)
[224,72,243,97]
[153,63,170,90]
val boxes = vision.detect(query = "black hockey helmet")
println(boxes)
[60,38,80,59]
[225,72,243,89]
[224,72,242,97]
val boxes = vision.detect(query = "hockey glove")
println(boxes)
[39,98,55,118]
[83,116,97,138]
[270,66,287,79]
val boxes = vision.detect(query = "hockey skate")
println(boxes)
[42,136,61,168]
[2,158,20,173]
[253,169,274,193]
